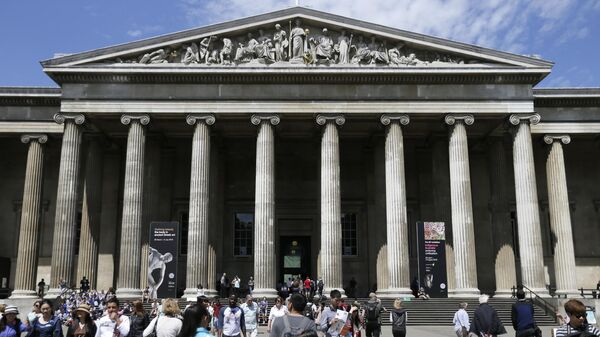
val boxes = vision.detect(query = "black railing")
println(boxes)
[515,285,559,323]
[579,288,599,298]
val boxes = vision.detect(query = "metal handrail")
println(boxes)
[516,285,558,323]
[578,288,600,298]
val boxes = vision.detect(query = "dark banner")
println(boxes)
[148,222,179,299]
[416,221,448,298]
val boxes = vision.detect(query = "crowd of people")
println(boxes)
[1,285,599,337]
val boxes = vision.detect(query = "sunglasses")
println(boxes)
[573,313,586,319]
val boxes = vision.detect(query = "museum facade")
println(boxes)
[1,7,599,299]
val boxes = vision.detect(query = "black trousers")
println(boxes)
[365,324,381,337]
[392,329,406,337]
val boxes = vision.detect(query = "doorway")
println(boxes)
[279,236,311,284]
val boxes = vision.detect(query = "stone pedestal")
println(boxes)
[11,134,47,299]
[316,115,345,295]
[47,114,85,298]
[251,114,279,298]
[544,135,579,297]
[116,115,150,298]
[445,115,479,297]
[184,115,215,298]
[379,115,412,297]
[509,114,548,296]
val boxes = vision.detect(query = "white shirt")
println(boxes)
[240,302,258,330]
[453,308,470,332]
[143,316,182,337]
[269,305,288,322]
[95,314,131,337]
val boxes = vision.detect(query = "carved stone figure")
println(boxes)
[388,43,405,66]
[351,36,371,64]
[198,36,216,63]
[290,19,306,60]
[182,43,200,65]
[220,38,234,65]
[368,37,389,64]
[335,30,352,64]
[139,48,170,64]
[235,33,259,61]
[310,28,334,62]
[273,24,288,61]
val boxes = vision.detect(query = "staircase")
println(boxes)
[141,297,557,326]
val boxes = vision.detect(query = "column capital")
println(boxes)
[121,114,150,126]
[186,114,216,126]
[509,113,541,126]
[21,134,48,144]
[445,114,474,126]
[316,114,345,126]
[251,114,280,126]
[544,134,571,145]
[54,114,85,125]
[381,114,410,126]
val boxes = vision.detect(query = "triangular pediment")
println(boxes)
[42,7,552,70]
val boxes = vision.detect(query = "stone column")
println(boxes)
[183,115,216,298]
[378,114,412,297]
[487,138,517,297]
[316,114,345,295]
[251,114,280,298]
[76,139,104,289]
[445,114,479,297]
[544,134,578,296]
[116,114,150,298]
[509,114,548,295]
[47,114,85,297]
[11,134,48,298]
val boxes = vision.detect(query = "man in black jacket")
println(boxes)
[470,294,507,337]
[511,289,537,337]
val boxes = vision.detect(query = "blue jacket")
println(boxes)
[511,300,536,332]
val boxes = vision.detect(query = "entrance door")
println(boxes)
[279,236,311,284]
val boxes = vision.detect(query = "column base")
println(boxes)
[323,287,346,298]
[9,290,39,299]
[554,289,580,299]
[251,288,279,299]
[44,288,64,299]
[115,288,142,299]
[494,289,516,298]
[376,288,413,299]
[448,288,481,298]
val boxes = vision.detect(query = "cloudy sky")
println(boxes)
[1,0,599,87]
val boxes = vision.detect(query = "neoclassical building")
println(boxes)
[1,7,599,300]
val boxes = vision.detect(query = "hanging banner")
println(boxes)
[416,221,448,298]
[148,222,179,299]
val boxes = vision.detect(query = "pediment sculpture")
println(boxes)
[112,19,488,67]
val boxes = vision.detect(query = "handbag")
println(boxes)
[460,326,468,337]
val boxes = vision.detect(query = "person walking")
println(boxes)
[269,293,316,337]
[268,297,288,333]
[452,302,470,337]
[65,304,97,337]
[364,293,383,337]
[389,299,407,337]
[247,278,254,296]
[178,304,213,337]
[217,295,246,337]
[144,299,183,337]
[129,301,150,337]
[511,289,539,337]
[37,280,46,298]
[95,297,130,337]
[0,306,29,337]
[555,299,600,337]
[240,296,258,337]
[318,290,347,337]
[25,300,61,337]
[470,294,506,337]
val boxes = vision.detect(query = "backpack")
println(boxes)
[317,279,324,289]
[282,315,304,337]
[303,303,314,320]
[365,302,380,324]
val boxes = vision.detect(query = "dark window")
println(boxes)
[341,213,358,256]
[234,213,253,256]
[180,212,189,255]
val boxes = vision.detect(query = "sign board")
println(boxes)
[148,222,179,299]
[416,221,448,298]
